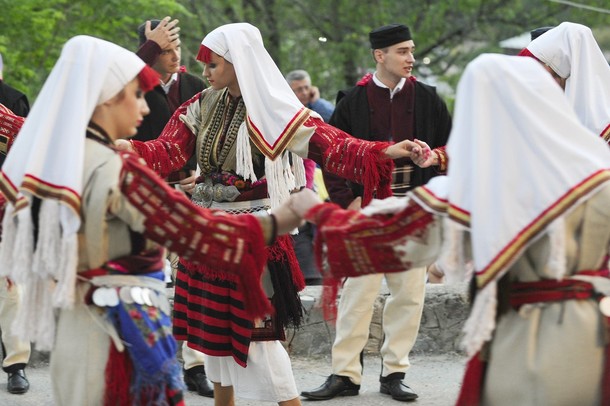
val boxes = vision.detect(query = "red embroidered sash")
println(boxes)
[457,270,610,406]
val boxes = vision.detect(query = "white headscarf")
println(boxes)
[0,35,146,349]
[444,54,610,356]
[201,23,315,158]
[200,23,316,208]
[526,22,610,140]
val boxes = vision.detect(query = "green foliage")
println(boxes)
[1,0,608,105]
[0,0,185,100]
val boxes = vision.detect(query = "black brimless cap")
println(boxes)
[369,24,412,49]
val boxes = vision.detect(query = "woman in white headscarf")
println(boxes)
[519,22,610,142]
[111,22,419,406]
[0,35,302,406]
[289,54,610,405]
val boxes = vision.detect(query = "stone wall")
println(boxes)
[286,282,470,358]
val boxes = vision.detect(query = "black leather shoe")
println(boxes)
[7,369,29,394]
[380,379,418,401]
[184,367,214,398]
[300,374,359,400]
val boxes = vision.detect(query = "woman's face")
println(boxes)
[107,78,150,140]
[202,51,239,95]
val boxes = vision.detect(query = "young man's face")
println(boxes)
[154,41,181,78]
[377,40,415,79]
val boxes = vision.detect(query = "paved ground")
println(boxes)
[0,352,466,405]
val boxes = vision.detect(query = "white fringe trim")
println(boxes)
[438,218,470,284]
[31,199,61,278]
[12,276,56,351]
[282,152,296,193]
[265,152,293,210]
[460,281,498,357]
[291,153,306,190]
[235,122,257,182]
[545,217,566,280]
[11,207,34,284]
[2,200,80,350]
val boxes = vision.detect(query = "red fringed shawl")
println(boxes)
[307,117,394,206]
[118,151,270,319]
[305,199,435,319]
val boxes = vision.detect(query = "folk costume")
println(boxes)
[520,22,610,142]
[306,55,610,406]
[311,23,450,395]
[129,23,396,402]
[0,36,275,406]
[323,63,451,203]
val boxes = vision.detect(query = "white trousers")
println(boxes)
[331,267,426,384]
[182,341,206,370]
[0,278,31,370]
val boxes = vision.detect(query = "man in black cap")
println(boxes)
[301,24,451,402]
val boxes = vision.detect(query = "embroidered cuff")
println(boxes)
[433,148,448,174]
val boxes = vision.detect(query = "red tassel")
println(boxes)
[321,277,341,321]
[455,352,486,406]
[517,48,539,60]
[137,65,160,93]
[268,235,305,291]
[167,388,185,406]
[356,73,373,86]
[197,45,213,63]
[104,342,133,406]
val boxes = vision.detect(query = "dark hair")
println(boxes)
[137,19,162,46]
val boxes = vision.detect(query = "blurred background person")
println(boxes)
[0,52,31,395]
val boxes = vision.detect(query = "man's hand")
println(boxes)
[410,139,437,168]
[145,16,180,49]
[382,139,423,160]
[287,188,322,218]
[272,194,310,235]
[179,173,197,195]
